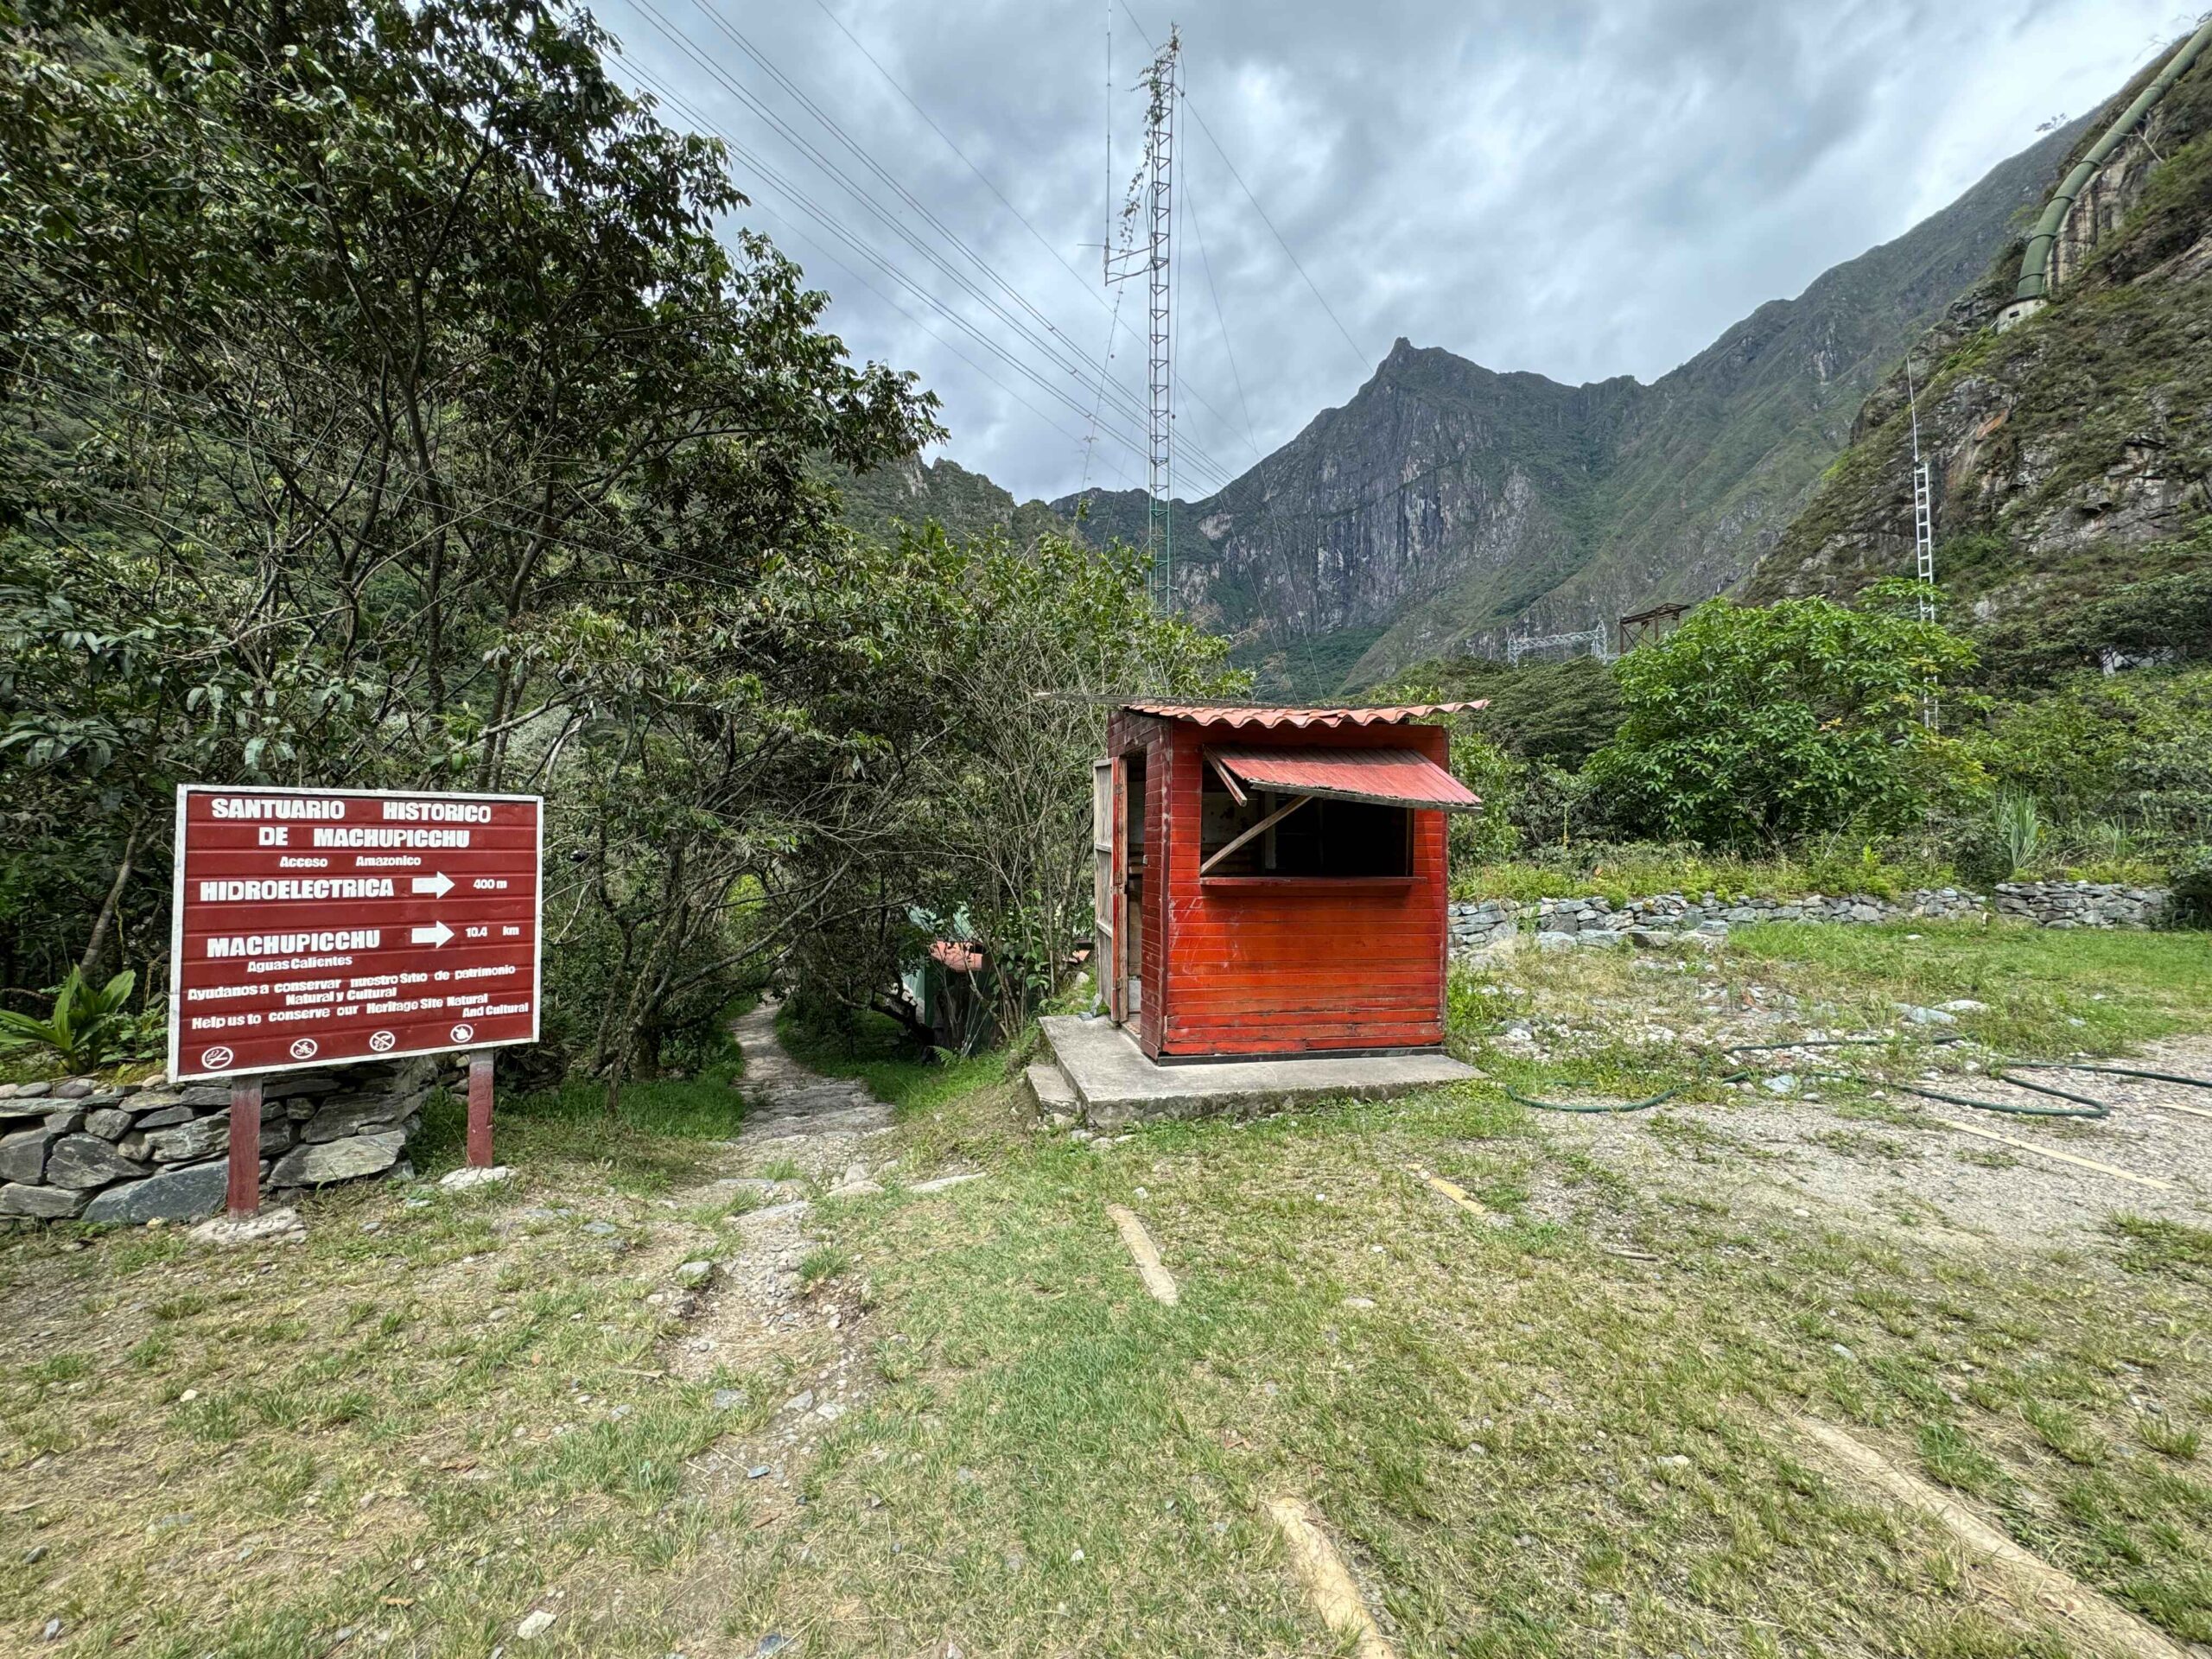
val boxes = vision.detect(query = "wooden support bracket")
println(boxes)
[1199,792,1313,877]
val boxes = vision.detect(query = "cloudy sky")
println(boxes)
[598,0,2193,503]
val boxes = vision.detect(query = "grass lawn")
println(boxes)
[3,928,2209,1656]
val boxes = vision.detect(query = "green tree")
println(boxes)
[785,525,1241,1044]
[1585,588,1978,848]
[0,0,938,1080]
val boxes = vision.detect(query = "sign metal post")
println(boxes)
[226,1080,263,1218]
[467,1052,496,1168]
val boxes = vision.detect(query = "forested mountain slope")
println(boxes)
[829,454,1070,550]
[1748,34,2212,676]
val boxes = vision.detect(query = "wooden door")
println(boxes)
[1092,758,1121,1021]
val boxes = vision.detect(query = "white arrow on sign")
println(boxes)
[410,872,454,898]
[410,921,454,948]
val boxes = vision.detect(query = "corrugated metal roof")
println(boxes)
[1211,745,1481,811]
[1122,699,1487,729]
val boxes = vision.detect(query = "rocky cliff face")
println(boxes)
[1050,118,2085,690]
[1749,41,2212,627]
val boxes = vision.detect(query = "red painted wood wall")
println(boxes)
[1104,711,1450,1059]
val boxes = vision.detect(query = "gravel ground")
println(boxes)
[1541,1034,2212,1252]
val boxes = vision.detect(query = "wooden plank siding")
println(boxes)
[1148,717,1450,1058]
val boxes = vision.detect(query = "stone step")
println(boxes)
[1024,1061,1079,1120]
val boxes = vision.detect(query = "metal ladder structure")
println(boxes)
[1908,367,1937,729]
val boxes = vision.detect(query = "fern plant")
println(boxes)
[0,969,139,1071]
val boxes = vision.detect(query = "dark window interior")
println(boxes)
[1199,766,1412,878]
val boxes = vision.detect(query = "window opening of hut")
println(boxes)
[1199,767,1411,878]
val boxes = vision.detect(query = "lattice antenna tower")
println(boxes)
[1107,25,1179,609]
[1906,359,1938,730]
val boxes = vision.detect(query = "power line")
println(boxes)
[804,0,1258,475]
[618,60,1105,457]
[1183,126,1268,468]
[613,27,1190,486]
[622,0,1244,494]
[1114,0,1375,377]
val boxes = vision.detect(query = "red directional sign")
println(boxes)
[167,785,543,1082]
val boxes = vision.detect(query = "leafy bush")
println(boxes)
[2170,848,2212,926]
[0,969,144,1071]
[1584,591,1980,848]
[1443,728,1521,865]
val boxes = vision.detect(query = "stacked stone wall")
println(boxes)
[1450,880,2173,956]
[0,1060,431,1224]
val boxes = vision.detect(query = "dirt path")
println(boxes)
[729,999,893,1179]
[666,1001,897,1514]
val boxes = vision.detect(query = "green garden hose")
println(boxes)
[1502,1038,2212,1120]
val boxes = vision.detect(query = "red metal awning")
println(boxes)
[1122,700,1486,729]
[1209,745,1482,812]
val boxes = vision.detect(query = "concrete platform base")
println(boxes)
[1036,1015,1477,1128]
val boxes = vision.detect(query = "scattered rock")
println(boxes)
[516,1609,556,1640]
[187,1207,306,1249]
[1897,1004,1957,1027]
[440,1164,515,1191]
[674,1260,714,1290]
[711,1389,744,1410]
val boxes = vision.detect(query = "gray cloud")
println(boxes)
[599,0,2189,501]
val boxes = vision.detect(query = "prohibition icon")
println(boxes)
[289,1038,319,1060]
[449,1023,475,1044]
[200,1046,235,1070]
[368,1030,397,1053]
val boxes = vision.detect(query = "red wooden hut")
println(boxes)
[1094,701,1486,1061]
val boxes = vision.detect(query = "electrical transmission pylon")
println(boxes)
[1107,26,1179,610]
[1906,361,1938,730]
